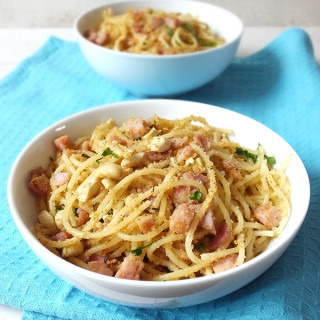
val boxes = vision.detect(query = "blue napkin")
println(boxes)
[0,27,319,320]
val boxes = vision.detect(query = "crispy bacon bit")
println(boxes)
[222,159,242,180]
[169,203,200,233]
[212,254,238,273]
[50,231,72,241]
[115,255,144,280]
[81,141,91,151]
[138,215,155,234]
[53,135,73,151]
[193,134,210,151]
[209,222,231,251]
[83,253,105,263]
[144,150,172,162]
[85,30,109,46]
[53,172,71,186]
[176,145,193,163]
[76,208,90,227]
[169,137,188,150]
[126,117,150,139]
[109,134,127,146]
[88,260,113,276]
[164,16,182,29]
[253,203,281,229]
[151,17,165,30]
[172,185,197,206]
[182,172,208,186]
[28,167,50,196]
[200,208,216,234]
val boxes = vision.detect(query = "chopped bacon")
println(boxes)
[222,159,242,180]
[83,253,105,263]
[164,16,182,29]
[76,208,90,227]
[253,203,281,229]
[115,255,144,280]
[88,260,113,276]
[81,141,91,151]
[125,117,150,139]
[171,185,197,206]
[54,135,73,151]
[169,203,200,233]
[200,208,216,234]
[212,254,238,273]
[182,172,208,186]
[193,134,211,151]
[169,137,188,150]
[144,150,172,162]
[85,30,109,46]
[28,167,50,196]
[151,17,165,30]
[209,222,231,251]
[138,215,155,234]
[50,231,72,241]
[109,134,127,146]
[176,145,193,163]
[53,172,71,186]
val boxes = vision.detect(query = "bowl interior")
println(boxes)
[7,99,310,303]
[76,0,243,47]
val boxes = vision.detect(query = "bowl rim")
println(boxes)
[7,99,310,291]
[73,0,244,60]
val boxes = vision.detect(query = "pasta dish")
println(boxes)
[84,8,226,55]
[28,114,291,281]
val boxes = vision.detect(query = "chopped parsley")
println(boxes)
[55,204,65,211]
[130,243,153,256]
[195,243,206,252]
[235,147,258,163]
[72,207,78,217]
[264,155,276,165]
[101,147,119,158]
[182,23,197,37]
[189,190,203,202]
[162,24,174,37]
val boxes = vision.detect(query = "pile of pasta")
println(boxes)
[29,115,291,281]
[84,8,225,54]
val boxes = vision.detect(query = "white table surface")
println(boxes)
[0,26,319,319]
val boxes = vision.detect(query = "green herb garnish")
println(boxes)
[130,243,153,256]
[189,190,203,202]
[55,204,65,211]
[101,147,119,158]
[182,23,197,37]
[162,24,174,37]
[235,147,258,163]
[196,243,206,252]
[264,155,276,165]
[72,207,78,217]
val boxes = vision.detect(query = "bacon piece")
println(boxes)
[115,255,144,280]
[81,141,91,151]
[212,254,238,273]
[193,134,210,151]
[76,208,90,227]
[83,253,105,263]
[222,159,242,180]
[50,231,72,241]
[138,215,155,234]
[209,222,231,251]
[253,203,281,229]
[171,185,197,206]
[169,137,188,150]
[88,260,113,276]
[85,30,109,46]
[53,172,71,186]
[28,167,50,196]
[164,16,182,29]
[169,203,200,233]
[176,145,193,163]
[151,17,165,30]
[200,208,216,234]
[54,135,73,151]
[144,150,172,162]
[182,172,208,186]
[109,134,127,146]
[126,117,150,139]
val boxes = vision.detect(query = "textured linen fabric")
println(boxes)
[0,27,319,320]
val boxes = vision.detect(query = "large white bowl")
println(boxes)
[74,0,243,97]
[8,100,310,308]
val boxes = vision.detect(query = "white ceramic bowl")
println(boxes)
[8,100,310,308]
[74,0,243,97]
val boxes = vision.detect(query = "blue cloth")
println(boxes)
[0,27,319,320]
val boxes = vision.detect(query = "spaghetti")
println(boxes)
[84,8,225,55]
[28,115,291,281]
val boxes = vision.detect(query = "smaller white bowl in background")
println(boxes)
[7,100,310,309]
[74,0,243,97]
